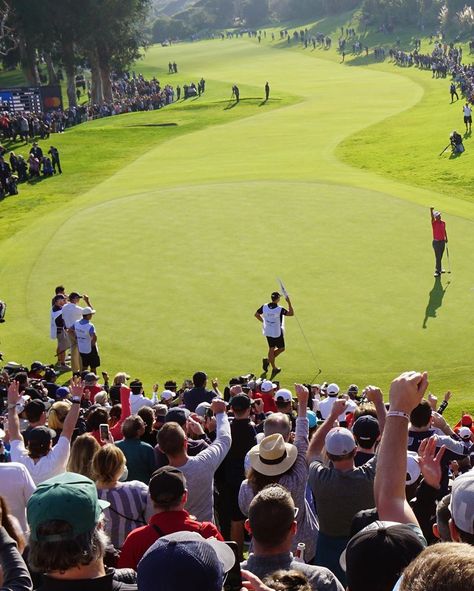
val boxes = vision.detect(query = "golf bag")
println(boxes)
[0,300,5,323]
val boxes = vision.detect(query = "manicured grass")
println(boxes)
[0,33,472,424]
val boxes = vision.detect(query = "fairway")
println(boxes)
[1,35,473,419]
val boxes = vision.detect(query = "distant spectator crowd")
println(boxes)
[0,141,61,199]
[390,40,473,103]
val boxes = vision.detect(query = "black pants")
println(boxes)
[432,240,445,273]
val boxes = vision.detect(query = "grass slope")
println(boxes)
[0,35,472,422]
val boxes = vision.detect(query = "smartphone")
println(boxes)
[223,541,242,591]
[99,423,110,441]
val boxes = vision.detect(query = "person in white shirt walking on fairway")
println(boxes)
[255,291,294,379]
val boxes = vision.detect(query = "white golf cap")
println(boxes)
[406,452,421,485]
[160,390,175,402]
[433,210,441,218]
[274,388,293,402]
[325,427,356,455]
[327,383,340,396]
[82,306,96,315]
[260,380,276,393]
[458,426,472,440]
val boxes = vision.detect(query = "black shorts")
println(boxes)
[266,334,285,348]
[80,346,101,369]
[464,115,472,124]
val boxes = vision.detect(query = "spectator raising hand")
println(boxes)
[417,436,446,490]
[375,371,428,525]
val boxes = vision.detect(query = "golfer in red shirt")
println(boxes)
[430,207,448,277]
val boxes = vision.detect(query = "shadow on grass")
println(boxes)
[423,276,450,328]
[125,123,178,127]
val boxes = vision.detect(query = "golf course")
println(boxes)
[1,19,473,421]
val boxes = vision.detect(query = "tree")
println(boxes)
[241,0,269,26]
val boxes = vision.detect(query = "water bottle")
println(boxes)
[294,542,306,563]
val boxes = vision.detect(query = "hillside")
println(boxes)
[151,0,198,17]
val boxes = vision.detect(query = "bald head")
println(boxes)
[264,412,291,442]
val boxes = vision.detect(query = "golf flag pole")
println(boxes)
[278,278,289,299]
[277,278,321,381]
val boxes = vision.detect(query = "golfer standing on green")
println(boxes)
[255,291,294,378]
[430,207,448,277]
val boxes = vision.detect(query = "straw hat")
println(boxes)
[248,433,298,477]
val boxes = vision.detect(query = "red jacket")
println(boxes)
[118,510,223,570]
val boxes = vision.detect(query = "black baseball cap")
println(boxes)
[229,394,251,411]
[341,521,425,591]
[149,466,186,505]
[24,399,47,422]
[165,408,190,427]
[28,425,56,445]
[271,291,281,300]
[352,415,380,442]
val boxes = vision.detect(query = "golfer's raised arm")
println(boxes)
[430,207,435,222]
[286,296,294,316]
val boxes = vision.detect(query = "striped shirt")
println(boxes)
[97,481,152,549]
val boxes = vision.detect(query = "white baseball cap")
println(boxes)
[449,471,474,534]
[327,383,340,396]
[82,306,96,315]
[458,426,472,440]
[260,380,276,393]
[160,390,175,402]
[274,388,293,402]
[325,427,356,455]
[406,452,421,485]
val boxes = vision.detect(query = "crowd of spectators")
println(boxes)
[389,40,474,103]
[0,71,184,148]
[0,324,473,591]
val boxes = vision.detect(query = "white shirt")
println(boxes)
[62,303,86,328]
[0,463,36,534]
[129,393,156,415]
[10,436,70,485]
[463,105,472,116]
[74,319,95,354]
[318,396,358,422]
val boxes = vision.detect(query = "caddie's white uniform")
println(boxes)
[261,303,285,337]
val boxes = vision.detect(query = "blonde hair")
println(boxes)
[92,444,126,484]
[67,434,100,479]
[113,372,129,386]
[48,400,72,430]
[94,391,109,406]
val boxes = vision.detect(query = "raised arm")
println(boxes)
[285,296,294,317]
[7,381,22,443]
[364,386,387,434]
[61,378,83,440]
[110,385,132,440]
[306,399,347,463]
[430,207,435,223]
[375,371,428,525]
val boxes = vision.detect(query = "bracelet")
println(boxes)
[7,403,16,410]
[387,410,410,420]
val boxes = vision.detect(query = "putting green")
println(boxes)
[1,37,473,417]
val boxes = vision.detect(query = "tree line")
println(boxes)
[2,0,150,107]
[152,0,474,43]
